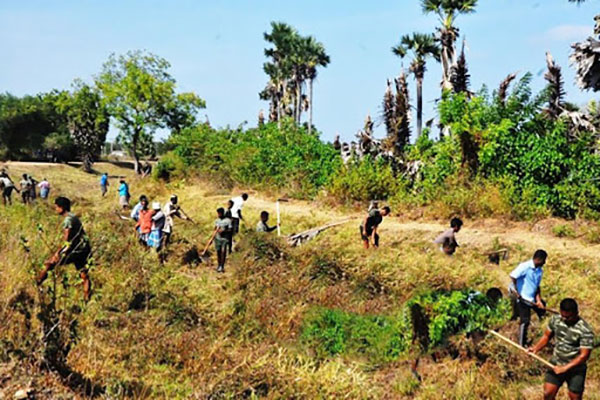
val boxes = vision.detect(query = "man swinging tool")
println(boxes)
[36,197,92,301]
[510,249,548,346]
[529,298,595,400]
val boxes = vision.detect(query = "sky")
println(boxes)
[1,0,599,143]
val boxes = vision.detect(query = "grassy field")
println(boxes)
[1,162,599,399]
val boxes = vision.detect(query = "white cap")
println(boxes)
[152,202,161,210]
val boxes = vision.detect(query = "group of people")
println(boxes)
[130,194,191,255]
[0,169,51,206]
[359,206,594,398]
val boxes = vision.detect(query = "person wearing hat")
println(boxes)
[147,202,166,252]
[162,194,190,247]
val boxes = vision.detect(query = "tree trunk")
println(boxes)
[82,154,93,173]
[132,130,141,174]
[308,77,314,135]
[416,75,423,138]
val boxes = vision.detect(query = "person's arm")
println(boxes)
[535,287,545,309]
[529,328,553,354]
[362,215,369,230]
[238,209,244,221]
[509,264,526,297]
[552,348,592,375]
[267,224,277,232]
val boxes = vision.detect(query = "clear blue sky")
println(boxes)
[1,0,598,142]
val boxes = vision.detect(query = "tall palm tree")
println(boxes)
[392,33,440,138]
[421,0,477,91]
[302,36,330,135]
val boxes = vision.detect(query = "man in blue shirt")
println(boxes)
[510,249,548,346]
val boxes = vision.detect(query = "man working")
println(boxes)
[214,207,232,273]
[19,174,32,204]
[256,211,278,233]
[100,173,109,197]
[510,249,548,346]
[360,205,391,249]
[36,197,92,301]
[529,298,594,399]
[130,195,148,221]
[162,194,190,247]
[229,193,248,251]
[37,178,50,199]
[118,179,130,210]
[135,198,153,245]
[0,171,18,206]
[433,217,463,255]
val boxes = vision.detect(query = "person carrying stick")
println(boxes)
[528,298,594,400]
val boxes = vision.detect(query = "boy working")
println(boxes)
[256,211,278,233]
[100,173,109,197]
[229,193,248,251]
[37,197,92,301]
[360,206,391,249]
[529,298,594,399]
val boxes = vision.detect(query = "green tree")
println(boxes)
[57,82,109,172]
[302,36,330,135]
[421,0,477,91]
[164,92,206,135]
[97,50,195,173]
[392,33,440,138]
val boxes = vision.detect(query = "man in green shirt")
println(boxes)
[529,298,595,399]
[36,197,92,301]
[359,206,390,249]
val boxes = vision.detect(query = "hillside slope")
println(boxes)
[0,162,599,399]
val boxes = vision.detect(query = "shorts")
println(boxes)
[232,218,240,235]
[147,230,163,249]
[59,246,91,273]
[359,225,379,246]
[119,195,129,206]
[214,238,228,253]
[101,185,107,194]
[545,364,587,394]
[2,186,14,197]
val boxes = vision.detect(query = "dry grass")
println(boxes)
[0,161,599,399]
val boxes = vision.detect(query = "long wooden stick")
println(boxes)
[519,298,560,315]
[202,229,218,256]
[488,330,556,368]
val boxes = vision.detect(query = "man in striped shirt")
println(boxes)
[529,298,595,399]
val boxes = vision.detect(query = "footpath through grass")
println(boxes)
[0,162,599,399]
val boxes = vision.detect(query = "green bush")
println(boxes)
[153,152,186,181]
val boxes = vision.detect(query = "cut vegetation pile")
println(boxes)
[0,163,599,399]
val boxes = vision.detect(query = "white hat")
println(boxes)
[152,202,161,210]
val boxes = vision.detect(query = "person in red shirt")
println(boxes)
[135,199,153,246]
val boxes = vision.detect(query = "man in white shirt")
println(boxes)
[509,249,548,346]
[229,193,248,252]
[0,171,18,206]
[162,194,189,247]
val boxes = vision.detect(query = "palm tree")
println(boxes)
[302,36,330,135]
[570,15,600,92]
[421,0,477,91]
[392,33,440,138]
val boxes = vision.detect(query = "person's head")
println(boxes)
[241,193,249,201]
[451,217,463,232]
[170,195,178,205]
[260,211,269,222]
[381,206,391,216]
[217,207,225,218]
[559,298,579,326]
[152,202,161,211]
[54,197,71,214]
[103,172,107,176]
[140,195,148,206]
[533,249,548,268]
[227,199,234,209]
[22,173,27,179]
[119,179,125,184]
[485,287,503,306]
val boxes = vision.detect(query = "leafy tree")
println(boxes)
[57,82,109,172]
[97,50,203,173]
[164,92,206,135]
[392,32,440,137]
[421,0,478,91]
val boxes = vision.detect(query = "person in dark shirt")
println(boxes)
[36,197,92,301]
[360,206,390,249]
